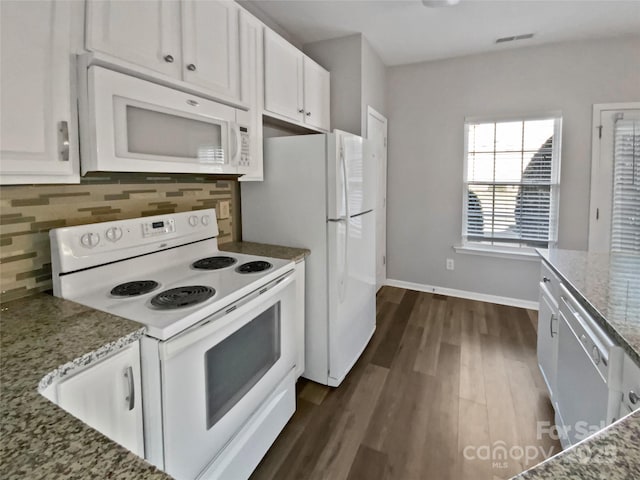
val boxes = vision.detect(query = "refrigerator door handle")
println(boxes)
[339,135,350,303]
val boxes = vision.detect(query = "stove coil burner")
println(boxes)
[150,286,215,309]
[236,261,273,274]
[111,280,160,297]
[192,256,237,270]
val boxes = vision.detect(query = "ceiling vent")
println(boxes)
[422,0,460,7]
[496,33,535,44]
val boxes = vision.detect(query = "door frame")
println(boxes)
[365,106,388,292]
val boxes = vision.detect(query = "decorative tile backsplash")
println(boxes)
[0,174,239,302]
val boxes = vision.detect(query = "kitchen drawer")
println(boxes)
[540,260,561,302]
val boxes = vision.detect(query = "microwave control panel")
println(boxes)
[239,126,251,167]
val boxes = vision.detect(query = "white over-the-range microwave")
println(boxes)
[78,65,253,176]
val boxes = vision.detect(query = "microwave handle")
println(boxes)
[230,123,242,166]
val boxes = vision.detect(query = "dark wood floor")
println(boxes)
[251,287,561,480]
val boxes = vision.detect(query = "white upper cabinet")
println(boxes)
[0,0,80,184]
[85,0,182,78]
[182,0,239,99]
[85,0,241,103]
[302,57,330,131]
[263,30,330,132]
[238,10,264,181]
[264,29,305,124]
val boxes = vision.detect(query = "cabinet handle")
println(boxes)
[163,54,174,63]
[630,390,639,405]
[187,63,197,71]
[124,366,135,411]
[306,111,311,117]
[543,277,551,283]
[58,121,69,162]
[298,108,304,114]
[549,313,557,338]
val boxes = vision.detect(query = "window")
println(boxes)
[462,114,562,253]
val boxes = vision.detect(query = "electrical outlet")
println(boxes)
[217,201,230,219]
[446,258,455,271]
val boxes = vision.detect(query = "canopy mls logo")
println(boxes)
[463,421,619,469]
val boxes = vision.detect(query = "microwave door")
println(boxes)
[87,66,239,174]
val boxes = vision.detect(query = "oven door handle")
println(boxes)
[159,270,295,360]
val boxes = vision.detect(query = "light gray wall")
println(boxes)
[386,36,640,303]
[304,34,363,136]
[361,36,387,134]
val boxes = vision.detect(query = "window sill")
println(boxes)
[454,244,541,262]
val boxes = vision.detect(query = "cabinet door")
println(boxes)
[537,288,558,400]
[57,343,144,457]
[238,10,264,180]
[182,0,240,101]
[86,0,182,78]
[303,57,330,131]
[0,0,79,184]
[264,29,304,123]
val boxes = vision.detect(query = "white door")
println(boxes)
[264,29,304,123]
[182,0,240,101]
[366,107,388,291]
[57,342,144,457]
[588,104,640,252]
[303,57,330,131]
[85,0,182,78]
[0,0,79,184]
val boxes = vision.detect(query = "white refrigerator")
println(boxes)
[241,131,376,387]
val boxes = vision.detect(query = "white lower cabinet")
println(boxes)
[295,259,306,379]
[537,262,560,401]
[56,342,144,457]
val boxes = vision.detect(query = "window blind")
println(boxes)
[611,118,640,253]
[464,118,560,249]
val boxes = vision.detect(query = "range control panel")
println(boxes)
[50,209,221,273]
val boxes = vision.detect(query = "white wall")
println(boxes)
[386,35,640,303]
[361,36,387,135]
[304,34,363,135]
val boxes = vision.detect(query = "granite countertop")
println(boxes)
[0,293,170,480]
[220,241,310,262]
[513,248,640,480]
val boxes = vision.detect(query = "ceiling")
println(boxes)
[241,0,640,66]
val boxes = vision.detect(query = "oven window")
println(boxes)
[126,105,225,163]
[204,303,281,430]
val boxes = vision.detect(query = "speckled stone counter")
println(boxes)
[512,249,640,480]
[538,249,640,364]
[220,241,310,263]
[0,293,170,480]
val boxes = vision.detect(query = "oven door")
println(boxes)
[158,271,296,480]
[84,66,241,175]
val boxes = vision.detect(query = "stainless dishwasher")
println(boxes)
[554,284,623,449]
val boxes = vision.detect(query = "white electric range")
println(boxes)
[50,209,297,480]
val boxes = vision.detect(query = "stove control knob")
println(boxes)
[105,227,123,242]
[80,232,100,249]
[188,215,199,227]
[201,215,210,226]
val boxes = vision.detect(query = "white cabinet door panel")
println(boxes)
[264,30,304,123]
[182,0,240,100]
[57,343,144,457]
[303,57,330,131]
[86,0,182,78]
[0,0,78,182]
[537,286,558,400]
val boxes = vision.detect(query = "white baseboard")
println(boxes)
[385,278,539,311]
